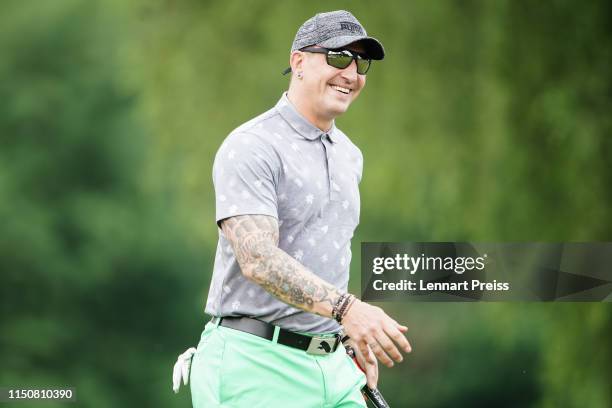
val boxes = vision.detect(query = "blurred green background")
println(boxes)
[1,0,611,407]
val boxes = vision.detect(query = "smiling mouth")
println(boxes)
[330,85,351,95]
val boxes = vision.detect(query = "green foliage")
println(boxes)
[1,0,610,406]
[1,1,206,406]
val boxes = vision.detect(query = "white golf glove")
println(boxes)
[172,347,197,393]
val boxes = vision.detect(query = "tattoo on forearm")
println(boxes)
[221,215,340,315]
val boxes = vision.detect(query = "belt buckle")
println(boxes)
[306,335,338,355]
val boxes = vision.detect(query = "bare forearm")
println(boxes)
[246,244,340,317]
[219,216,411,369]
[221,215,341,318]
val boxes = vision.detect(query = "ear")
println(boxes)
[289,51,304,74]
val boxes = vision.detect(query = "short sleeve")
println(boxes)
[213,132,279,224]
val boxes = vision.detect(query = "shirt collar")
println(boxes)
[276,92,337,143]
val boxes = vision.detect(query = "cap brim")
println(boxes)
[319,36,385,60]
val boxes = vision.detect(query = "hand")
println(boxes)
[172,347,197,393]
[341,298,411,368]
[345,338,379,389]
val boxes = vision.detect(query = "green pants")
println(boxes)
[189,320,367,408]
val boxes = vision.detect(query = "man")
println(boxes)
[174,10,411,407]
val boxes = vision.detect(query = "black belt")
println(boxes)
[211,316,341,355]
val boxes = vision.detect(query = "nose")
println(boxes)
[340,58,359,81]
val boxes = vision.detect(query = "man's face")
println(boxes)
[299,42,367,120]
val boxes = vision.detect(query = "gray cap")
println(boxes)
[290,10,385,60]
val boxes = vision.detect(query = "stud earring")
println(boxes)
[297,71,303,79]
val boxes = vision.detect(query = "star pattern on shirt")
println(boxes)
[293,250,303,261]
[209,97,364,325]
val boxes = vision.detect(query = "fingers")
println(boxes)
[366,336,394,368]
[358,339,375,365]
[342,300,411,367]
[365,361,378,389]
[369,322,411,367]
[384,323,412,354]
[374,331,403,363]
[390,317,409,333]
[352,334,409,367]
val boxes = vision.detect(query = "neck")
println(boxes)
[286,89,333,132]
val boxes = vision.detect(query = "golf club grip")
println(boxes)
[362,386,390,408]
[344,345,391,408]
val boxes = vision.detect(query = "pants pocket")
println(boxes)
[190,325,226,407]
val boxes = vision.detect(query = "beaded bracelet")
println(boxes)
[338,295,355,323]
[336,295,351,321]
[339,295,357,322]
[335,294,355,323]
[332,293,349,322]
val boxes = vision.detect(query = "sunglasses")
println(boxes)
[300,46,372,75]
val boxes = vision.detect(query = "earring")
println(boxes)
[297,71,303,79]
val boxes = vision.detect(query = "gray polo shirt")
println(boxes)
[205,93,363,334]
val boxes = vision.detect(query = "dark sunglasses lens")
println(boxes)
[356,58,371,74]
[327,53,353,69]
